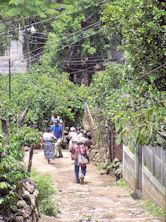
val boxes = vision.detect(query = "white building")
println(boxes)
[0,31,27,74]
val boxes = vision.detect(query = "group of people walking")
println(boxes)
[42,114,90,184]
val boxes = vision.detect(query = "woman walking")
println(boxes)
[42,128,57,163]
[70,135,89,184]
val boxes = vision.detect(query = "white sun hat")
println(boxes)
[75,135,84,144]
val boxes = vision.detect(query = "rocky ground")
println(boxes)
[24,149,165,222]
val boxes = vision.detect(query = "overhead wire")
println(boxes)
[23,20,101,44]
[0,0,108,36]
[2,1,164,114]
[28,27,105,63]
[20,67,86,103]
[22,20,103,58]
[0,14,38,27]
[0,0,108,29]
[5,48,164,111]
[5,2,163,88]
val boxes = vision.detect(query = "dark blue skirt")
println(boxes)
[44,141,55,159]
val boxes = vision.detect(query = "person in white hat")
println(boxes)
[68,127,78,162]
[69,127,77,147]
[70,135,89,184]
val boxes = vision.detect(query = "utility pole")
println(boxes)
[8,35,12,99]
[27,34,30,70]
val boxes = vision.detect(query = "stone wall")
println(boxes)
[1,177,40,222]
[90,144,123,180]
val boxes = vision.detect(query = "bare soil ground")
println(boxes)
[24,149,165,222]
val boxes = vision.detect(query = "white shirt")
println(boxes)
[43,132,53,141]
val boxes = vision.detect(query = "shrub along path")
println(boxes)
[24,149,164,222]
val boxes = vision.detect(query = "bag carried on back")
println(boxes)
[78,154,88,166]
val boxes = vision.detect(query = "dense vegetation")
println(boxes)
[0,0,165,218]
[42,0,112,85]
[89,0,166,149]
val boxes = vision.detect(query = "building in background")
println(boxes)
[0,30,27,74]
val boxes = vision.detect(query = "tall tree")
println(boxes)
[42,0,112,85]
[102,0,166,90]
[0,0,69,55]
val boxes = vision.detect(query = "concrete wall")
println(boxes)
[142,166,165,210]
[123,145,166,210]
[0,57,27,74]
[123,145,136,190]
[0,36,26,74]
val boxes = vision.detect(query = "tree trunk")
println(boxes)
[0,117,10,151]
[17,107,29,128]
[81,71,89,85]
[27,146,34,173]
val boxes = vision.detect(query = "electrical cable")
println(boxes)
[19,17,103,57]
[23,20,101,44]
[22,21,103,57]
[0,14,38,27]
[0,0,108,36]
[28,27,105,63]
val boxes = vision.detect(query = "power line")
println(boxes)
[23,33,48,40]
[23,21,103,57]
[24,20,101,44]
[28,27,105,63]
[22,20,101,50]
[0,0,107,36]
[60,58,110,63]
[19,18,103,57]
[0,14,38,28]
[21,71,85,103]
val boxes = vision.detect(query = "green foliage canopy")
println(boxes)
[42,0,111,85]
[0,64,87,130]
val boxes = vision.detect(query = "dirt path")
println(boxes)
[24,149,164,222]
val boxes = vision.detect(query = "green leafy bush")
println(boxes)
[0,131,27,216]
[15,125,42,148]
[0,68,85,131]
[31,170,60,217]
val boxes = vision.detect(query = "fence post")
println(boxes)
[161,148,165,186]
[108,118,114,162]
[135,143,142,198]
[152,146,155,176]
[96,106,103,146]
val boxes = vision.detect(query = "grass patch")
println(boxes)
[102,183,108,187]
[131,191,139,200]
[77,193,84,198]
[141,199,165,217]
[97,164,102,171]
[31,169,60,217]
[115,178,129,190]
